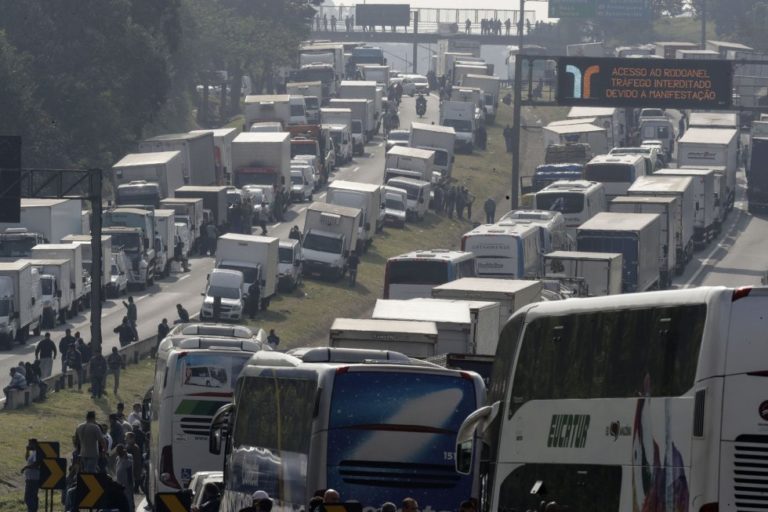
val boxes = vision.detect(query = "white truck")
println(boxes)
[359,64,390,86]
[0,261,43,348]
[431,278,543,334]
[543,251,623,296]
[302,202,362,280]
[230,132,291,203]
[655,168,719,245]
[329,318,439,359]
[384,146,436,184]
[462,74,502,122]
[338,81,382,131]
[243,94,292,130]
[159,197,204,253]
[60,234,113,296]
[409,122,456,181]
[323,123,353,165]
[329,98,375,142]
[22,258,71,328]
[299,43,344,83]
[609,196,679,289]
[677,127,739,213]
[576,212,661,293]
[103,208,159,289]
[372,298,501,356]
[215,233,278,310]
[321,108,356,155]
[0,198,82,244]
[543,123,609,156]
[189,128,238,185]
[327,181,384,249]
[112,151,185,207]
[286,81,323,123]
[31,243,86,314]
[440,101,476,152]
[139,131,217,186]
[154,209,177,277]
[567,106,625,149]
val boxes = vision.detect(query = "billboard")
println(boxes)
[556,57,733,109]
[355,4,411,27]
[549,0,650,19]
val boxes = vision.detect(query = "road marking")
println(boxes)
[272,223,282,229]
[317,192,326,199]
[353,166,360,173]
[684,207,744,288]
[135,295,149,302]
[298,207,307,213]
[178,274,190,281]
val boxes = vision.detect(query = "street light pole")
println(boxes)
[510,0,525,209]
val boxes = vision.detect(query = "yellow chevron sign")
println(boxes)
[78,474,104,508]
[39,458,66,490]
[156,492,191,512]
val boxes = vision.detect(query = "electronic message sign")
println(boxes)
[556,57,733,109]
[355,4,411,27]
[549,0,650,19]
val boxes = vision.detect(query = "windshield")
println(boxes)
[442,119,472,132]
[291,144,316,157]
[279,247,294,263]
[0,238,39,257]
[387,260,449,285]
[116,192,158,208]
[388,131,409,141]
[330,131,341,145]
[249,190,264,203]
[584,164,635,182]
[290,104,305,116]
[432,149,448,166]
[305,98,319,109]
[206,284,241,300]
[109,233,141,252]
[641,108,664,117]
[111,264,120,275]
[351,120,363,134]
[386,197,405,210]
[536,193,585,214]
[41,277,53,296]
[0,299,10,317]
[291,175,304,185]
[226,193,241,206]
[218,265,259,284]
[389,181,419,200]
[303,233,343,254]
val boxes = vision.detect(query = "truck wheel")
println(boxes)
[16,326,29,343]
[33,323,41,336]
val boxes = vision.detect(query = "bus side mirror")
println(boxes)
[209,428,222,456]
[209,403,233,455]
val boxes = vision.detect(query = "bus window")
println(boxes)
[457,258,477,278]
[387,260,449,285]
[508,304,706,417]
[584,164,635,183]
[535,193,584,214]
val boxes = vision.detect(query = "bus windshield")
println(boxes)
[535,193,585,214]
[387,260,449,285]
[585,164,635,182]
[326,371,478,509]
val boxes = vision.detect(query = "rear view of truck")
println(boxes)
[748,137,768,213]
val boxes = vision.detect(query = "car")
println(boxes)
[188,471,224,509]
[400,74,429,96]
[290,169,314,202]
[243,185,275,222]
[107,250,130,298]
[386,130,411,152]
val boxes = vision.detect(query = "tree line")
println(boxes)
[0,0,315,170]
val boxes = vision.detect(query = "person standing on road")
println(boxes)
[113,444,135,512]
[267,329,280,349]
[455,187,466,219]
[77,335,91,365]
[75,411,106,473]
[66,342,84,391]
[175,304,190,324]
[347,251,360,287]
[157,318,170,348]
[58,329,75,373]
[107,347,123,395]
[123,296,137,339]
[21,439,40,512]
[35,332,57,378]
[247,281,260,319]
[433,185,444,214]
[205,222,218,256]
[114,317,135,347]
[484,197,497,224]
[89,349,107,399]
[503,125,513,152]
[446,186,456,219]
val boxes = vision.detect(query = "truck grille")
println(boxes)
[733,434,768,511]
[337,460,460,488]
[179,416,212,437]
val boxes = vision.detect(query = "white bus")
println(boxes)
[497,210,571,252]
[211,347,486,512]
[583,154,648,201]
[461,224,542,279]
[534,180,607,236]
[456,286,768,512]
[384,249,475,299]
[147,323,267,505]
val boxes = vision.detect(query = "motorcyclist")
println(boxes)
[416,93,427,117]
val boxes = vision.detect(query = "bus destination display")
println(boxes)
[557,57,733,109]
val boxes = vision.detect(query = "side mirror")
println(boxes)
[200,292,206,296]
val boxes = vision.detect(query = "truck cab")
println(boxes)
[102,225,156,289]
[200,269,244,322]
[385,177,431,221]
[440,101,476,153]
[115,180,163,208]
[324,124,353,165]
[0,228,48,258]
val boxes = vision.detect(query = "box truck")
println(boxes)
[543,251,623,296]
[159,197,204,252]
[139,131,217,186]
[338,81,381,129]
[576,212,661,293]
[409,122,456,181]
[215,234,278,309]
[31,243,85,313]
[60,234,113,294]
[677,127,739,212]
[747,136,768,213]
[22,258,72,327]
[462,74,501,121]
[567,106,625,149]
[0,199,82,244]
[112,151,185,207]
[302,202,361,280]
[230,133,291,205]
[174,186,231,232]
[329,98,375,141]
[329,318,439,359]
[384,146,436,184]
[543,123,609,156]
[655,168,718,245]
[244,94,292,129]
[0,261,43,348]
[440,101,476,153]
[189,128,238,185]
[326,181,384,248]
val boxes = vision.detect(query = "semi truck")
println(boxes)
[0,261,43,348]
[0,198,82,245]
[543,250,623,296]
[576,212,661,293]
[215,234,279,310]
[112,151,185,207]
[139,131,217,186]
[409,122,456,181]
[302,202,361,280]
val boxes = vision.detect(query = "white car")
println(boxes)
[107,251,129,298]
[290,169,314,202]
[383,186,408,228]
[386,130,410,152]
[401,74,429,96]
[200,269,244,322]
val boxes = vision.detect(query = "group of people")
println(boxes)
[471,17,512,36]
[431,185,476,220]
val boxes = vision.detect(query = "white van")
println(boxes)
[639,116,675,157]
[461,223,542,279]
[288,96,308,125]
[385,177,430,221]
[383,186,408,228]
[200,269,244,322]
[583,154,647,200]
[533,180,607,235]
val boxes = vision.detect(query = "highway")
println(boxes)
[0,93,441,382]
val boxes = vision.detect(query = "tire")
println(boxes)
[33,323,41,336]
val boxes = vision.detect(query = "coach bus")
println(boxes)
[211,347,486,512]
[455,286,768,512]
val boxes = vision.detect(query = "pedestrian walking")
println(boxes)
[107,347,123,395]
[75,411,106,473]
[484,197,497,224]
[347,251,360,287]
[35,332,57,378]
[247,281,260,319]
[446,186,456,219]
[455,187,466,219]
[175,303,190,324]
[114,317,135,347]
[123,296,137,338]
[267,329,280,349]
[21,439,40,512]
[58,329,75,373]
[89,349,107,399]
[66,342,84,390]
[503,124,513,152]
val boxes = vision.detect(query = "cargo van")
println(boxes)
[385,177,430,221]
[533,180,606,235]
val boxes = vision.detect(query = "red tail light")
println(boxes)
[699,503,718,512]
[159,445,181,489]
[733,287,752,301]
[336,366,350,375]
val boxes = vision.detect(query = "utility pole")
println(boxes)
[412,10,419,74]
[510,0,525,209]
[700,0,707,50]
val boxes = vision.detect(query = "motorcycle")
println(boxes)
[416,95,427,118]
